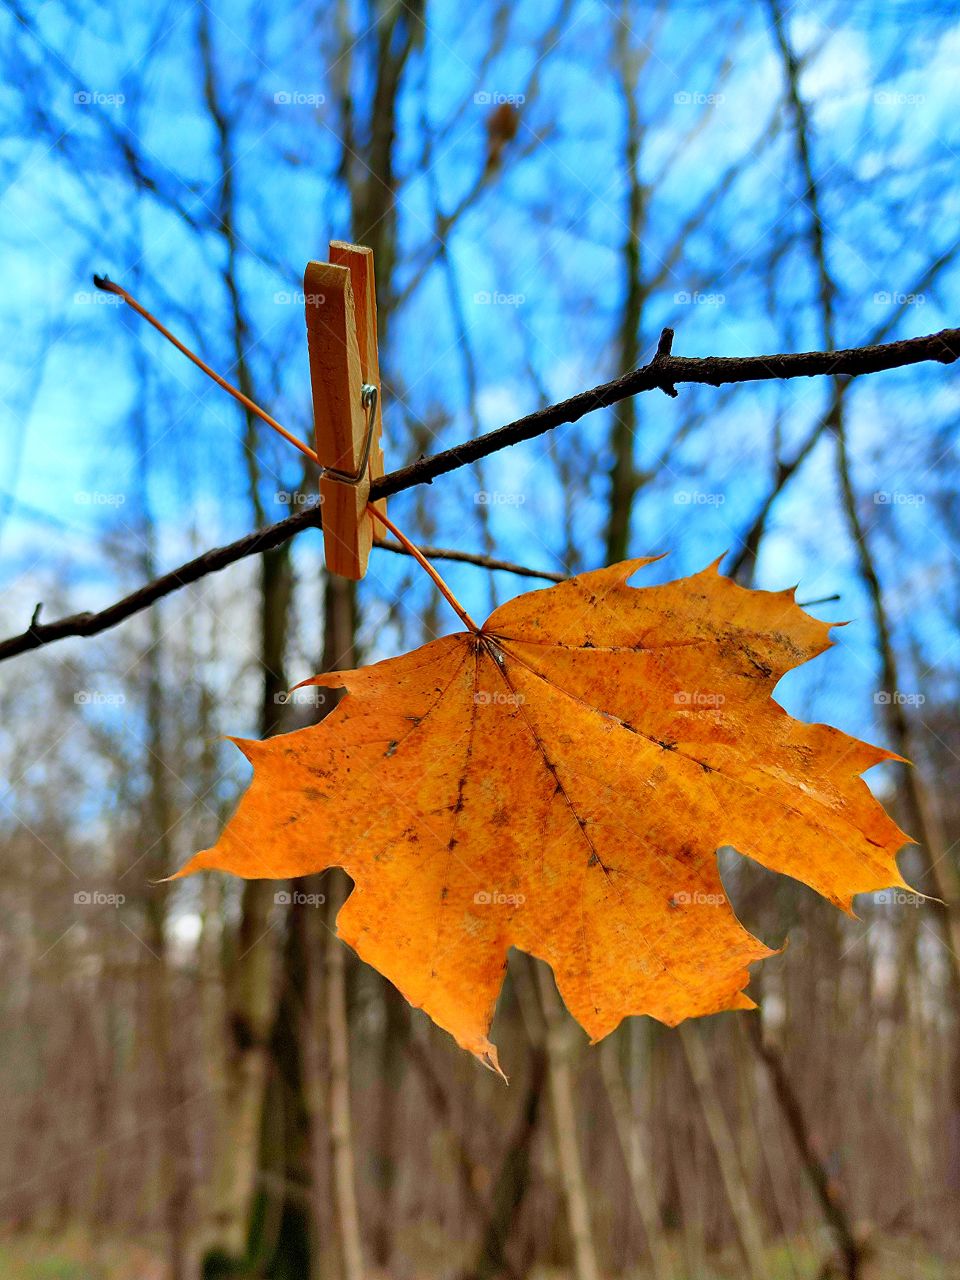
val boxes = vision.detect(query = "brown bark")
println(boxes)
[678,1023,766,1280]
[600,1035,674,1280]
[746,1016,863,1280]
[605,1,648,565]
[533,963,601,1280]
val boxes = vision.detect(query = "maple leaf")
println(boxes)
[176,558,910,1071]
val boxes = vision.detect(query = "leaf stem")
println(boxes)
[368,505,480,633]
[93,275,321,465]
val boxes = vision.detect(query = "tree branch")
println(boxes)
[374,325,959,496]
[373,539,565,583]
[2,324,958,664]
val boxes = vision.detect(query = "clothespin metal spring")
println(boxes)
[320,384,378,487]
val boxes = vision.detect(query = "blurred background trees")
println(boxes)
[1,0,959,1276]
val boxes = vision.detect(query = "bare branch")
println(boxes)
[373,540,565,583]
[2,323,957,664]
[375,325,960,498]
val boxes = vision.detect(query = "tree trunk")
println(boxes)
[678,1023,766,1280]
[601,1034,674,1280]
[533,963,601,1280]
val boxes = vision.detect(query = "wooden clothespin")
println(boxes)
[303,242,386,579]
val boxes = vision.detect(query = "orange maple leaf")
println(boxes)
[176,558,911,1070]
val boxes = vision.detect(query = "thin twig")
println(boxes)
[2,324,957,663]
[94,275,321,466]
[376,325,960,498]
[374,539,565,583]
[0,520,556,663]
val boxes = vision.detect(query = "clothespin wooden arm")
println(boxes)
[304,242,386,580]
[330,242,386,521]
